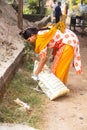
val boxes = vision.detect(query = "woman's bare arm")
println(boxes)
[34,57,46,75]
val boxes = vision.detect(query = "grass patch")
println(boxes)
[0,56,47,129]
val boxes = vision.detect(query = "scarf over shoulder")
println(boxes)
[35,21,66,53]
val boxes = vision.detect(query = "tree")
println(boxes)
[18,0,23,30]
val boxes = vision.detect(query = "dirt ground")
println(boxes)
[0,30,87,130]
[42,34,87,130]
[0,2,87,130]
[1,34,87,130]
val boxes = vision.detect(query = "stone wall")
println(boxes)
[23,14,45,22]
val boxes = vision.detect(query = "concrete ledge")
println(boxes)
[0,48,24,93]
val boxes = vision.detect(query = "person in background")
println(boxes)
[55,2,62,23]
[78,0,86,13]
[64,2,69,16]
[19,21,82,84]
[50,0,57,23]
[52,0,57,17]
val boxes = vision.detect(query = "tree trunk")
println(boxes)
[18,0,23,30]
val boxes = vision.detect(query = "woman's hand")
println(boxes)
[32,75,39,81]
[34,57,46,75]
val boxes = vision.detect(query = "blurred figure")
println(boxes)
[51,0,57,23]
[64,2,69,15]
[52,1,57,17]
[78,0,87,14]
[55,2,62,23]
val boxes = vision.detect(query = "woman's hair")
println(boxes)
[19,27,50,40]
[19,28,38,40]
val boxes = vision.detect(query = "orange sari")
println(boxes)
[52,44,74,84]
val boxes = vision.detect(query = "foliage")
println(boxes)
[23,7,30,14]
[23,0,46,14]
[23,3,39,14]
[0,50,46,129]
[28,1,39,14]
[5,0,46,15]
[72,0,87,5]
[45,7,52,15]
[22,41,35,70]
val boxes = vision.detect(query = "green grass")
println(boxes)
[0,59,47,129]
